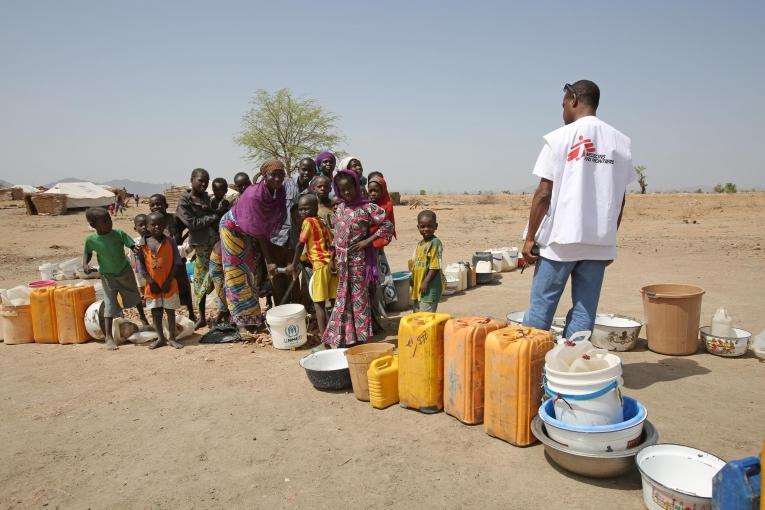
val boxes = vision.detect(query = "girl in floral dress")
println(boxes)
[323,169,394,348]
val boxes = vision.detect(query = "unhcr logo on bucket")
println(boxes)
[285,324,300,343]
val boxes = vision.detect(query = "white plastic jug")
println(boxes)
[752,330,765,360]
[39,263,57,281]
[711,307,733,337]
[444,263,467,291]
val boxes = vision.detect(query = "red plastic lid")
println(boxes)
[28,280,57,288]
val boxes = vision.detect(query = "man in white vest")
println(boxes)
[522,80,634,337]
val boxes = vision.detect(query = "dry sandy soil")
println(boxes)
[1,193,764,509]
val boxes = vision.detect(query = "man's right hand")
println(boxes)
[522,240,539,265]
[83,265,93,275]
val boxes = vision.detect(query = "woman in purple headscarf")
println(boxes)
[323,168,394,348]
[219,159,287,329]
[315,151,336,179]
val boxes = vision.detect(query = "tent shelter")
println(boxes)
[43,182,115,209]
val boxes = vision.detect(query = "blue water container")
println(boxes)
[712,456,761,510]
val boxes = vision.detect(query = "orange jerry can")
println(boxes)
[443,316,506,425]
[30,287,59,343]
[54,285,96,344]
[484,326,554,446]
[397,312,452,413]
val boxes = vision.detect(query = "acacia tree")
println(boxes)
[235,89,344,175]
[634,165,647,194]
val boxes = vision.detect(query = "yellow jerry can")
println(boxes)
[484,326,554,446]
[367,355,399,410]
[397,312,452,413]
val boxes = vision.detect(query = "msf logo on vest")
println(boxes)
[567,135,614,165]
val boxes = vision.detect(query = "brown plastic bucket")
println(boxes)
[1,305,35,345]
[640,284,705,355]
[345,342,395,401]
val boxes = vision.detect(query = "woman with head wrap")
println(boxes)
[219,159,287,330]
[323,170,394,348]
[315,151,336,179]
[367,175,397,325]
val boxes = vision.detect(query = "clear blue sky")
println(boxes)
[1,0,763,192]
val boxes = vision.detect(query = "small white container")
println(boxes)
[266,304,308,350]
[39,263,57,281]
[710,307,733,337]
[636,444,725,510]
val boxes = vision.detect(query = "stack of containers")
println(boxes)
[538,333,648,453]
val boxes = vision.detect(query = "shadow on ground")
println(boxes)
[622,357,711,390]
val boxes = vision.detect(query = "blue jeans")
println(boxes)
[522,258,607,338]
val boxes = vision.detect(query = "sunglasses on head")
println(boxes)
[563,83,576,98]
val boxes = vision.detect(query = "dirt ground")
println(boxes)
[1,193,764,509]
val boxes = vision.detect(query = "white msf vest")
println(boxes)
[535,116,633,248]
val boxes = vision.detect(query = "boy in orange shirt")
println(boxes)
[287,194,336,334]
[136,212,184,349]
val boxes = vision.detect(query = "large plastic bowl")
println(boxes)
[538,396,646,453]
[531,416,658,478]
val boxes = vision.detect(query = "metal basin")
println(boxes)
[299,348,351,390]
[531,416,658,478]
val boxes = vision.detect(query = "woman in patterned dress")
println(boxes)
[323,169,394,348]
[219,160,287,331]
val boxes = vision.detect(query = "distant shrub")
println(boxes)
[419,189,426,196]
[714,183,737,193]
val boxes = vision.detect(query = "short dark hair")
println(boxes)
[298,193,318,207]
[191,168,209,180]
[149,193,167,205]
[212,177,228,188]
[147,211,167,226]
[234,172,250,182]
[368,171,384,180]
[134,213,147,224]
[417,209,437,223]
[569,80,600,109]
[299,157,316,167]
[85,207,109,222]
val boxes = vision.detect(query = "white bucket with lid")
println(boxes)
[266,304,308,350]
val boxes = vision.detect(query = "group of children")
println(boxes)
[82,153,446,350]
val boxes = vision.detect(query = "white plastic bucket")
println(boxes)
[544,353,624,426]
[39,263,57,281]
[636,444,725,510]
[266,304,308,350]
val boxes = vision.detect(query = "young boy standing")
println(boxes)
[136,212,184,350]
[410,210,446,313]
[210,177,231,217]
[83,207,141,350]
[287,194,337,334]
[128,214,151,326]
[313,175,335,230]
[149,193,197,322]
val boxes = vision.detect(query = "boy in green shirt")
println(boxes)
[409,210,446,313]
[82,207,141,350]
